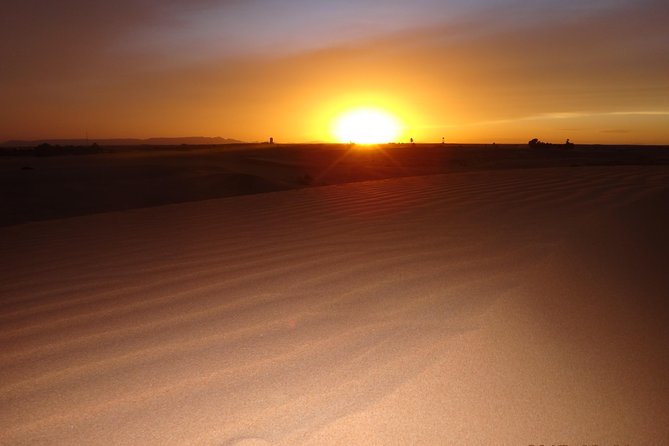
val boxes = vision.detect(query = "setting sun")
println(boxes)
[332,108,402,144]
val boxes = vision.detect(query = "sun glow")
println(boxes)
[332,108,402,144]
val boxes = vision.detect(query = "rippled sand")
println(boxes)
[2,166,668,445]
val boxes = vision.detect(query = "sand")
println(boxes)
[1,163,668,445]
[3,143,668,226]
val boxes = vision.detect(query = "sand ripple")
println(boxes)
[1,166,668,445]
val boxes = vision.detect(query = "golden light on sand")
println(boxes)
[332,108,402,144]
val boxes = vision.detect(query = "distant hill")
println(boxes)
[1,137,245,147]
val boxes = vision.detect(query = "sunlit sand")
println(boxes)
[1,145,668,445]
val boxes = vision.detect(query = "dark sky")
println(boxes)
[1,0,668,143]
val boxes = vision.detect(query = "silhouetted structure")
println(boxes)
[565,138,574,148]
[269,137,274,144]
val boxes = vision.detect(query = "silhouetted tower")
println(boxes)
[269,137,274,144]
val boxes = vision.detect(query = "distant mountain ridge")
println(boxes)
[1,136,245,147]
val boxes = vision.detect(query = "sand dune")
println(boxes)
[1,166,668,445]
[3,143,668,226]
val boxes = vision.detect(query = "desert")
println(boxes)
[1,143,668,445]
[4,0,669,442]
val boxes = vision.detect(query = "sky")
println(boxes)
[1,0,668,144]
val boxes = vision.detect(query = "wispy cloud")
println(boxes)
[606,111,669,116]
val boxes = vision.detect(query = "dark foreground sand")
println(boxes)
[1,145,668,444]
[2,143,668,226]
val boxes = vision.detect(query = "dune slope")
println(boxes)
[1,166,668,445]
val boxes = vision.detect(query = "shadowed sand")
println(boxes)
[1,164,668,444]
[2,143,668,226]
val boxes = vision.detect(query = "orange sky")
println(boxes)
[1,0,668,144]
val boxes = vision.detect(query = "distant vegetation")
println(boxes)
[1,136,244,149]
[529,138,575,149]
[528,138,551,148]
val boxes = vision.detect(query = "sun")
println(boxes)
[332,108,402,144]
